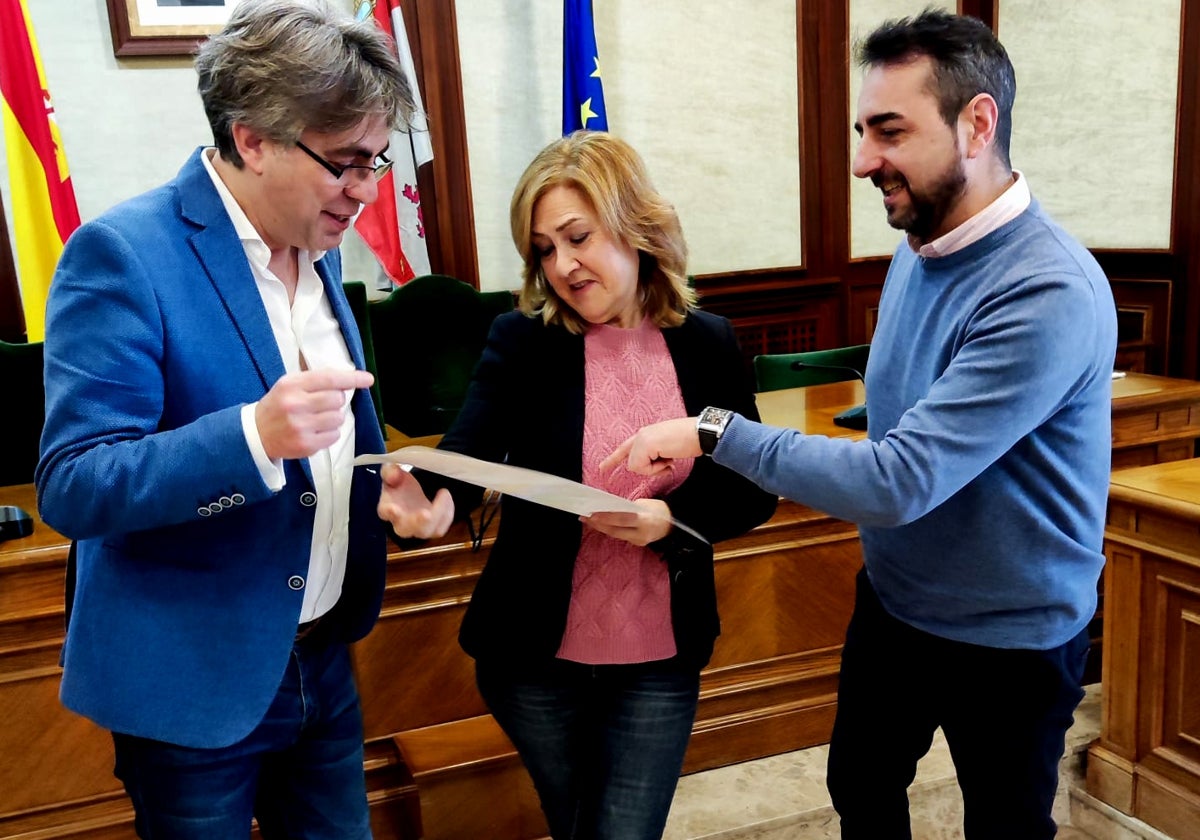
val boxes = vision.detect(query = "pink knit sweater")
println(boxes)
[556,318,694,664]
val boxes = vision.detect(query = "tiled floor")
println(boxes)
[662,684,1103,839]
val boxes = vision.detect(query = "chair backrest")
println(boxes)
[342,281,386,435]
[368,274,515,437]
[753,344,871,392]
[0,339,45,486]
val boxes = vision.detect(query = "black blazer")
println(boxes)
[426,309,778,669]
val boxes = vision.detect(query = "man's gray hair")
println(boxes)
[195,0,416,167]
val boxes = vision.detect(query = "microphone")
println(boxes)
[790,361,868,430]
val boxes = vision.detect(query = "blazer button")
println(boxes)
[288,575,305,591]
[219,495,234,508]
[300,491,317,507]
[208,502,224,515]
[197,506,211,517]
[231,493,246,505]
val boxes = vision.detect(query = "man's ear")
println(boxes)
[961,92,999,160]
[231,122,272,174]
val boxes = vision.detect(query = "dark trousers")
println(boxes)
[827,569,1088,840]
[112,639,370,840]
[477,656,700,840]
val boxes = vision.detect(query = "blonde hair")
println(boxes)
[195,0,415,168]
[509,131,694,334]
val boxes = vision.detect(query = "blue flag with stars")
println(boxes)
[563,0,608,134]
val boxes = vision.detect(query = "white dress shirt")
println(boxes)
[202,149,356,622]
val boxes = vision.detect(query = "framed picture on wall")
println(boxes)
[105,0,242,58]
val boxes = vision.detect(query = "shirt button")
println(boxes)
[288,575,305,591]
[300,491,317,507]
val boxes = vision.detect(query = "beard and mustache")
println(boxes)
[873,153,968,244]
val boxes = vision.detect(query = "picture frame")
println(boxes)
[105,0,239,58]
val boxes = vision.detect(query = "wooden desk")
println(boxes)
[1088,458,1200,839]
[1111,372,1200,468]
[4,374,1200,840]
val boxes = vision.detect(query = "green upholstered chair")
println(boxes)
[367,274,515,438]
[753,344,871,392]
[754,343,871,430]
[0,339,45,486]
[342,281,386,436]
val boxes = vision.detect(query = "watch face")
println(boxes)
[700,407,732,428]
[698,407,733,454]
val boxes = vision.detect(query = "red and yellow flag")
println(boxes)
[354,0,433,287]
[0,0,80,341]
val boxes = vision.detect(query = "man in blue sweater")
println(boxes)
[603,9,1116,839]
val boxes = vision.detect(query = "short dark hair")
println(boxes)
[856,7,1015,169]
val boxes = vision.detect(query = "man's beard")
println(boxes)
[882,158,967,243]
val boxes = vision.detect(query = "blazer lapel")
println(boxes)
[176,148,286,391]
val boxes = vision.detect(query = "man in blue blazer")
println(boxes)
[35,2,414,837]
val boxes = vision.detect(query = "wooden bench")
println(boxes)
[393,713,547,839]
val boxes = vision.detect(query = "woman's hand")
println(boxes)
[376,463,454,539]
[581,498,673,547]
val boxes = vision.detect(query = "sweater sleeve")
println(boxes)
[714,265,1113,527]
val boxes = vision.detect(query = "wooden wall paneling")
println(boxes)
[1090,462,1200,836]
[0,491,131,838]
[352,522,491,739]
[683,500,860,773]
[1111,278,1174,374]
[408,0,480,288]
[956,1,999,30]
[1176,0,1200,378]
[798,0,850,277]
[1147,570,1200,765]
[401,2,1200,368]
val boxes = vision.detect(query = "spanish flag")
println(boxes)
[0,0,80,341]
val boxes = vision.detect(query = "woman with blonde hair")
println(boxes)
[378,130,776,839]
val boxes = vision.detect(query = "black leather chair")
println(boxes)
[0,339,45,486]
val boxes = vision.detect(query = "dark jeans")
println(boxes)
[112,639,370,840]
[826,569,1088,840]
[477,656,701,840]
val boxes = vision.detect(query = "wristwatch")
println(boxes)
[696,406,734,455]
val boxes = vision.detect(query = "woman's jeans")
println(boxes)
[477,656,700,840]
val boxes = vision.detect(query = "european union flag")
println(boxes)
[563,0,608,134]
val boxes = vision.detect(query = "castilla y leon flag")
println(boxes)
[0,0,80,341]
[354,0,433,287]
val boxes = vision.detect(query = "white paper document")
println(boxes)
[356,446,707,543]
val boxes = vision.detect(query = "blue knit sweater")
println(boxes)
[718,201,1117,649]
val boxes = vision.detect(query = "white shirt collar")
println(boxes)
[913,170,1031,258]
[199,148,327,265]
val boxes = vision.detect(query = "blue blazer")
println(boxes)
[36,149,388,749]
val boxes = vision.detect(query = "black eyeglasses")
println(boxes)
[295,140,393,183]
